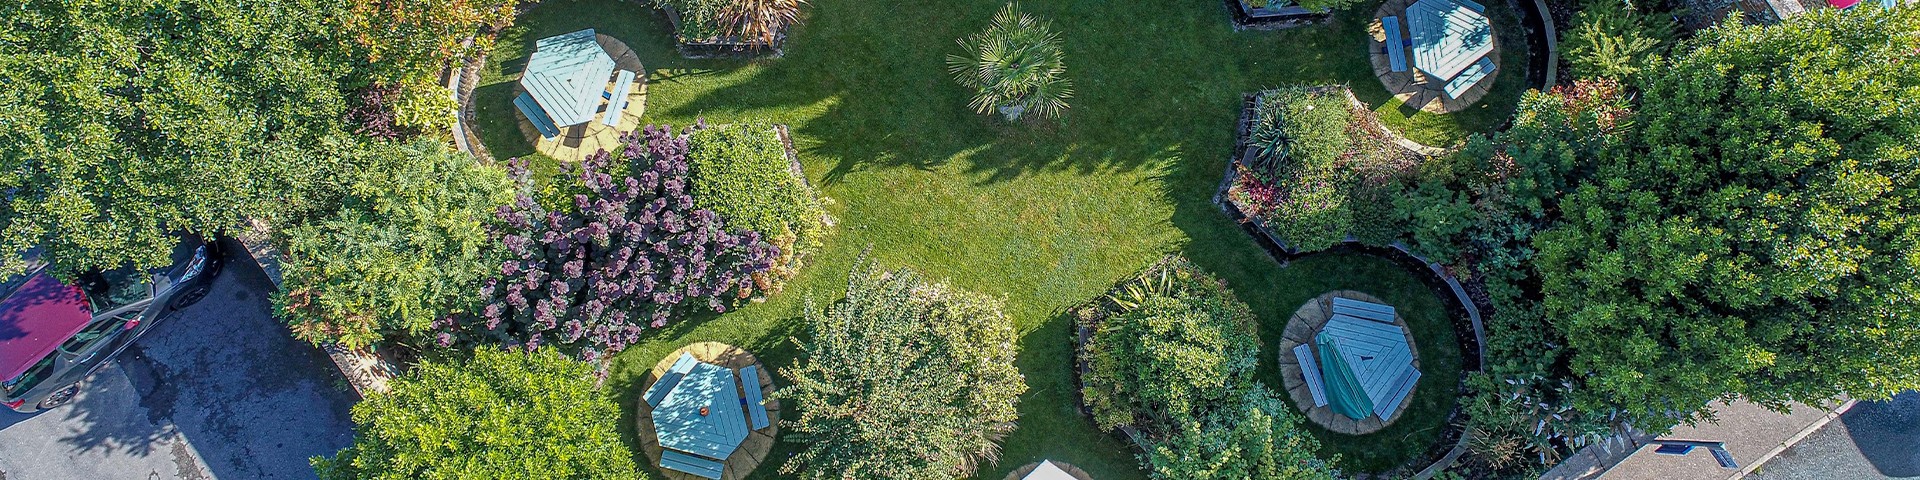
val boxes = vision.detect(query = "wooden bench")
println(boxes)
[644,353,700,407]
[1293,343,1329,407]
[514,92,561,139]
[1332,297,1397,324]
[739,365,771,430]
[659,450,726,479]
[1382,16,1409,73]
[602,70,636,127]
[1444,56,1496,99]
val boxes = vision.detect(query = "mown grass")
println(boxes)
[471,0,1512,476]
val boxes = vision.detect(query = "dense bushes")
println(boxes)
[780,259,1026,479]
[949,4,1074,121]
[1537,7,1920,427]
[276,140,514,349]
[1077,257,1335,480]
[312,349,637,479]
[439,126,778,364]
[1559,0,1675,82]
[1227,87,1418,252]
[687,123,828,288]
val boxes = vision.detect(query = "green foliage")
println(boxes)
[659,0,732,41]
[0,0,364,279]
[1293,0,1365,14]
[1536,7,1920,429]
[687,123,829,288]
[1143,391,1337,480]
[312,349,638,479]
[337,0,514,133]
[948,4,1074,121]
[1247,87,1355,179]
[1560,0,1674,82]
[275,140,513,349]
[1395,179,1476,264]
[1080,257,1335,479]
[781,258,1027,479]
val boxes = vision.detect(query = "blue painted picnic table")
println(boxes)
[654,362,750,469]
[1407,0,1493,82]
[522,29,617,127]
[1314,299,1421,420]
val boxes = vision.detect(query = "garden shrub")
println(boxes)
[781,258,1026,479]
[687,123,828,289]
[1079,257,1335,479]
[312,349,637,479]
[1229,86,1423,252]
[439,126,778,364]
[338,0,514,135]
[276,140,513,349]
[1538,7,1920,428]
[1560,0,1674,82]
[949,4,1074,121]
[656,0,804,46]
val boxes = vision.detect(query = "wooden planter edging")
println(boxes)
[662,6,786,59]
[1225,0,1330,30]
[1215,90,1488,477]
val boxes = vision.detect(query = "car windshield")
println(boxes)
[79,266,149,313]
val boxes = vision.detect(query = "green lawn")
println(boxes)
[473,0,1510,477]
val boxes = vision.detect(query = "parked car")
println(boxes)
[0,238,223,413]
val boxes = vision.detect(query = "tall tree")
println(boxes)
[1535,7,1920,428]
[0,0,361,277]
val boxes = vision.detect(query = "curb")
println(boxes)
[237,221,395,399]
[1729,399,1858,479]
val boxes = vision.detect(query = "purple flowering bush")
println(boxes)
[436,125,778,363]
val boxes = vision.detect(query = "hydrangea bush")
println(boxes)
[437,125,777,363]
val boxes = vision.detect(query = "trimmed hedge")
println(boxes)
[687,123,828,288]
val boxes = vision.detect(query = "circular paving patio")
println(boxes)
[1278,290,1422,435]
[636,342,779,480]
[514,32,649,162]
[1368,0,1500,114]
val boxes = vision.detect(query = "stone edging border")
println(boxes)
[1224,0,1331,30]
[1214,89,1488,477]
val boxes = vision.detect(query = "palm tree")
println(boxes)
[719,0,806,48]
[947,4,1073,121]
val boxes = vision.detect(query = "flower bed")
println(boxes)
[656,0,797,58]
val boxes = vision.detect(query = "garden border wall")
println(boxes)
[1225,0,1332,30]
[1214,89,1490,478]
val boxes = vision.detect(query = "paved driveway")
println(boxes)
[0,242,357,479]
[1749,390,1920,480]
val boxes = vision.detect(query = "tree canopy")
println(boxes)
[1536,7,1920,426]
[312,349,638,479]
[780,259,1026,479]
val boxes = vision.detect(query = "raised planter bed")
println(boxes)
[1226,0,1330,30]
[662,5,786,59]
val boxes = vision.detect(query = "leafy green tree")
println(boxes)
[1535,7,1920,428]
[312,349,638,479]
[275,140,513,349]
[948,3,1073,121]
[1560,0,1675,82]
[0,0,366,278]
[1080,257,1335,479]
[780,259,1026,479]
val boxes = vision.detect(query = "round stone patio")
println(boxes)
[636,342,779,480]
[1278,290,1422,435]
[515,32,649,162]
[1367,0,1500,114]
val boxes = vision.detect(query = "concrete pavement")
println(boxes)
[1747,391,1920,480]
[0,241,357,479]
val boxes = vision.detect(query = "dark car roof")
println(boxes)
[0,268,93,380]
